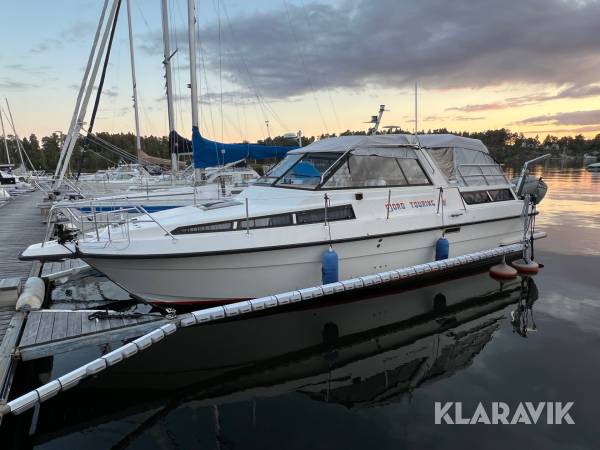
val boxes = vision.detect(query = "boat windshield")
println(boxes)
[274,153,343,189]
[256,154,303,185]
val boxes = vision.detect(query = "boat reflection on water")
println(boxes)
[31,271,538,446]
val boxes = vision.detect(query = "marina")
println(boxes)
[1,0,600,448]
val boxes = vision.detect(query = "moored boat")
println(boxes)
[21,133,547,304]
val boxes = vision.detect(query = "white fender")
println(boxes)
[16,277,46,311]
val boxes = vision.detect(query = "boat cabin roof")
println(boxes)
[288,134,489,155]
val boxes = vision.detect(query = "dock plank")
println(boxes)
[19,311,42,347]
[81,314,98,335]
[35,312,56,344]
[51,312,69,340]
[67,312,83,337]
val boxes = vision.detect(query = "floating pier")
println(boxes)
[0,192,47,420]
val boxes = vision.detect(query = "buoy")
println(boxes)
[16,277,45,311]
[435,237,449,260]
[511,259,540,275]
[489,258,518,280]
[322,247,339,284]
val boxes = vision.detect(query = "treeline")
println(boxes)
[1,128,599,172]
[0,133,171,173]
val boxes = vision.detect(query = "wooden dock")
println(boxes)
[17,310,167,361]
[41,259,90,280]
[0,192,47,411]
[0,192,46,280]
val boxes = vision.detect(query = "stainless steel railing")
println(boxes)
[41,199,177,248]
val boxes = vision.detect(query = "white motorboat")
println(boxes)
[587,162,600,172]
[22,134,546,304]
[58,164,260,213]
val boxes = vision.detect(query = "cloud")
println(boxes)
[516,110,600,126]
[0,80,39,90]
[450,82,600,112]
[29,39,64,54]
[447,103,508,112]
[454,115,485,121]
[183,0,600,99]
[523,125,600,134]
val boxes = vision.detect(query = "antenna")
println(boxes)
[365,104,388,135]
[414,81,418,135]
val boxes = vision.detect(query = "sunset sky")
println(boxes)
[1,0,600,142]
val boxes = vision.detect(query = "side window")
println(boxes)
[488,189,514,202]
[350,156,407,187]
[172,221,234,234]
[325,156,409,188]
[461,191,491,205]
[398,159,430,185]
[238,214,293,229]
[296,205,355,224]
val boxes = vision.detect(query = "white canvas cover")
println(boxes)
[289,133,505,186]
[427,147,505,185]
[289,134,489,154]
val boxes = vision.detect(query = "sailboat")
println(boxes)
[46,0,296,212]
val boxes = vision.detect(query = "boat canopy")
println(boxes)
[288,134,489,154]
[287,134,506,186]
[169,130,298,169]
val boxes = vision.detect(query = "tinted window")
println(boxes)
[172,221,234,234]
[488,189,514,202]
[461,191,491,205]
[238,214,293,230]
[296,205,355,224]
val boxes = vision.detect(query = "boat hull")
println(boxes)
[82,217,524,304]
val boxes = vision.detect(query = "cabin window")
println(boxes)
[397,159,430,185]
[275,153,342,189]
[171,221,234,235]
[461,191,491,205]
[238,213,293,230]
[256,154,302,184]
[296,205,356,224]
[324,155,430,188]
[488,189,514,202]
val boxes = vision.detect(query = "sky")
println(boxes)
[1,0,600,143]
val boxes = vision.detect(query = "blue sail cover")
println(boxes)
[169,130,297,169]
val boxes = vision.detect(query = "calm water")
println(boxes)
[2,165,599,449]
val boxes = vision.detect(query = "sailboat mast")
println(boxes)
[0,107,10,165]
[161,0,177,172]
[54,0,110,181]
[4,99,26,169]
[126,0,142,162]
[188,0,199,131]
[54,0,120,188]
[188,0,202,179]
